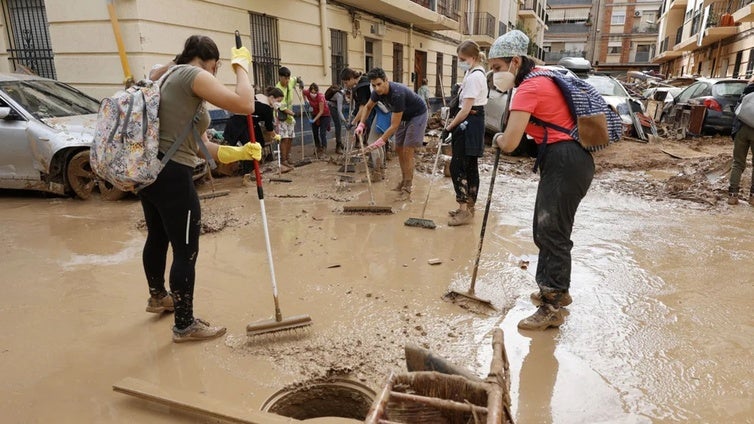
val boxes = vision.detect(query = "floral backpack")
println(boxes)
[90,65,208,193]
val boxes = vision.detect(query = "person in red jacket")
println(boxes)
[303,83,331,155]
[489,30,594,331]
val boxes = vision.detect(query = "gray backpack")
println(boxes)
[735,92,754,127]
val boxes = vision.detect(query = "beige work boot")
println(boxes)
[530,290,572,307]
[449,202,475,217]
[172,318,226,343]
[146,293,174,313]
[517,304,565,331]
[448,209,473,226]
[728,193,739,205]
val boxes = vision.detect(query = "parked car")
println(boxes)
[484,65,578,134]
[663,78,748,134]
[0,73,205,200]
[581,74,643,131]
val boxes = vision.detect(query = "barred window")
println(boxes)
[3,0,56,79]
[249,13,280,91]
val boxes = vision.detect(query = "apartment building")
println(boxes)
[654,0,754,79]
[0,0,546,104]
[543,0,661,73]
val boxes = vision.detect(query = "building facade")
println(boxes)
[654,0,754,79]
[543,0,661,73]
[0,0,548,103]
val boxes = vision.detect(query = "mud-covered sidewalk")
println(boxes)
[1,135,752,423]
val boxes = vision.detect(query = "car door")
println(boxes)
[0,96,38,182]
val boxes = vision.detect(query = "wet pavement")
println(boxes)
[0,156,752,423]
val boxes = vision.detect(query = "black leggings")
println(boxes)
[450,137,480,205]
[138,160,201,330]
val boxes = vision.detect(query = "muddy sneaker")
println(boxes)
[280,163,293,174]
[448,208,462,217]
[396,187,412,201]
[282,161,295,170]
[391,180,405,192]
[728,193,739,205]
[448,209,473,226]
[530,290,572,307]
[517,304,564,331]
[146,293,174,313]
[172,318,226,343]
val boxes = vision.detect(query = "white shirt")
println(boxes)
[461,66,488,107]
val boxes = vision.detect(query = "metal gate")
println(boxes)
[249,13,280,90]
[3,0,56,79]
[330,29,347,85]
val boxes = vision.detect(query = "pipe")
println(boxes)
[106,0,133,87]
[320,0,329,78]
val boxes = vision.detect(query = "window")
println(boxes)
[746,49,754,78]
[393,43,403,83]
[250,13,280,91]
[435,53,443,97]
[330,30,347,86]
[608,46,621,54]
[365,40,374,72]
[3,0,56,79]
[611,14,625,25]
[733,51,743,79]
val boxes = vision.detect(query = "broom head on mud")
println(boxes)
[246,311,313,336]
[404,217,436,229]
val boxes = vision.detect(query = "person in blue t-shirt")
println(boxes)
[355,67,428,201]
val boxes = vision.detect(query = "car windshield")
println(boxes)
[712,81,747,98]
[0,80,100,119]
[584,76,628,97]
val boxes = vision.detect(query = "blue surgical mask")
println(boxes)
[459,61,471,72]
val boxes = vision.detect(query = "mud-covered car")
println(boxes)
[663,78,748,134]
[0,73,205,200]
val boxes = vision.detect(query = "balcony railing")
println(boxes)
[437,0,460,21]
[462,12,496,38]
[632,23,659,33]
[521,0,547,22]
[634,51,651,62]
[544,50,587,62]
[547,22,590,33]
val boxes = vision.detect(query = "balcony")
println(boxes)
[632,23,659,34]
[733,0,754,23]
[337,0,459,31]
[546,22,590,34]
[519,0,547,24]
[461,12,496,46]
[669,0,688,10]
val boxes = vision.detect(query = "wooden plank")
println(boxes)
[113,377,299,424]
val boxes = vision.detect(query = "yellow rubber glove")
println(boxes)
[217,142,262,164]
[230,47,251,73]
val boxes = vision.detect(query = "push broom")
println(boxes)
[444,88,514,311]
[233,31,312,336]
[342,133,393,214]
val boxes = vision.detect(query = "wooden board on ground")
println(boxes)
[113,377,299,424]
[660,145,710,160]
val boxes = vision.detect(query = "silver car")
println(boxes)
[0,73,204,200]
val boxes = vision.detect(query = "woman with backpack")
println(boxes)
[325,84,347,154]
[489,30,595,331]
[444,40,488,227]
[140,35,260,343]
[303,83,331,155]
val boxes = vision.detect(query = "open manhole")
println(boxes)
[261,378,375,421]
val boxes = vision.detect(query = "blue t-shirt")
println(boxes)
[370,82,427,121]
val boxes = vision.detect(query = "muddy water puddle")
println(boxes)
[1,163,753,423]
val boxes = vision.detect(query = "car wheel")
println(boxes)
[66,150,96,200]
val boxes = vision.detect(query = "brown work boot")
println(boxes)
[448,209,473,226]
[728,193,739,205]
[172,318,226,343]
[517,304,565,331]
[530,290,573,307]
[336,144,344,155]
[371,167,385,182]
[146,293,174,313]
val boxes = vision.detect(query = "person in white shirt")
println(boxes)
[444,40,488,226]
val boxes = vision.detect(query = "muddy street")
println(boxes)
[1,139,753,423]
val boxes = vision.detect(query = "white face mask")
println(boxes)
[493,63,518,92]
[459,61,471,72]
[273,101,282,109]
